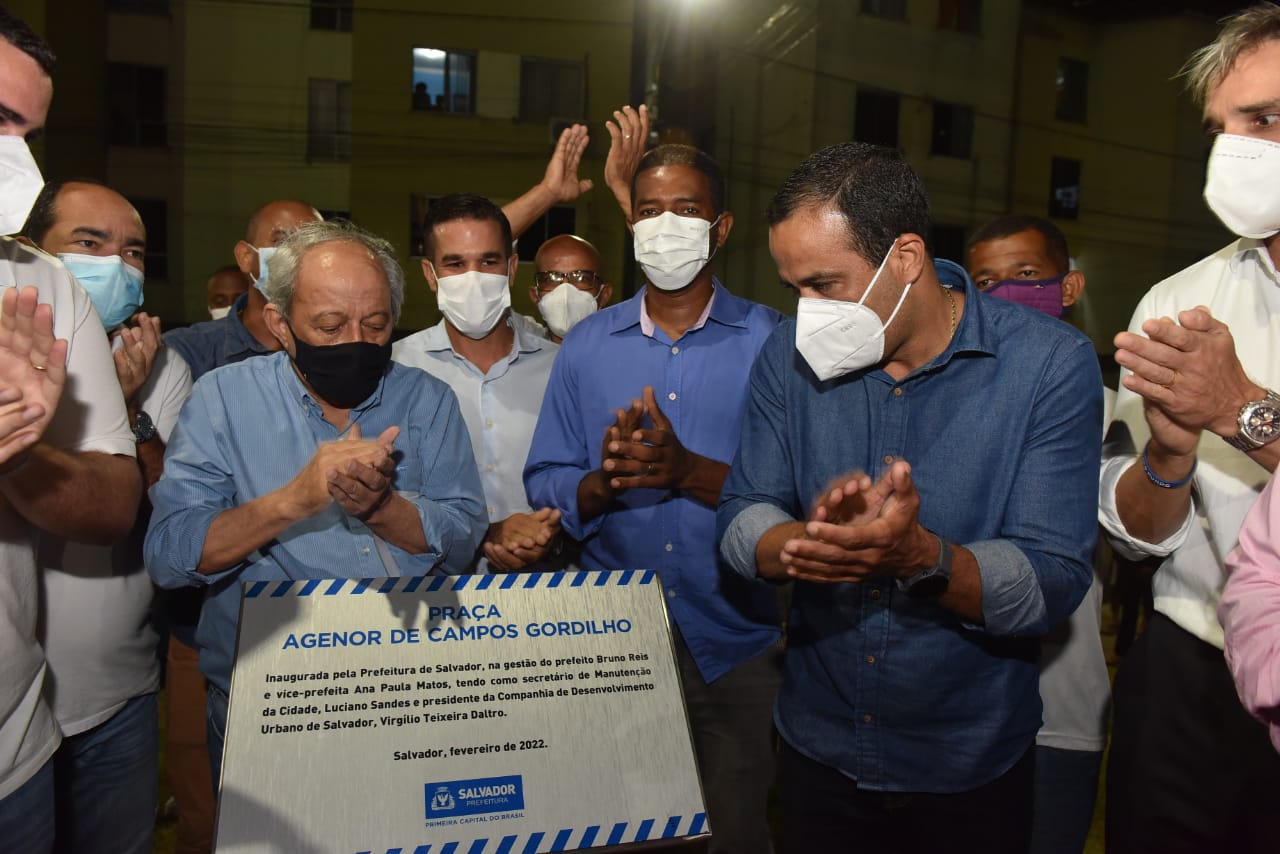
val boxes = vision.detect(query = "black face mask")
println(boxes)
[289,331,392,409]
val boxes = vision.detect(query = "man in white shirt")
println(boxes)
[0,11,141,850]
[21,178,193,854]
[1100,6,1280,851]
[393,194,562,572]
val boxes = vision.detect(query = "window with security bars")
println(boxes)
[108,64,167,148]
[307,79,351,162]
[310,0,352,32]
[412,48,476,114]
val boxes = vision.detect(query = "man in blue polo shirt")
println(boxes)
[717,143,1099,854]
[524,143,782,854]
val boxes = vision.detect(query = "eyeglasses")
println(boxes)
[534,269,603,293]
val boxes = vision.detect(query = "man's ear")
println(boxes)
[713,211,735,251]
[528,285,539,305]
[507,253,519,282]
[234,240,256,277]
[894,233,928,285]
[1062,269,1086,307]
[420,259,439,293]
[597,282,614,307]
[262,303,294,353]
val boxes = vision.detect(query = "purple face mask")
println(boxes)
[984,276,1066,319]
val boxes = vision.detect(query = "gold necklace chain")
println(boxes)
[943,286,957,337]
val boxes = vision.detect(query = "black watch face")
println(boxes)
[1245,404,1280,444]
[906,572,949,599]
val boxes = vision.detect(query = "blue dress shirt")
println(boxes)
[524,282,784,683]
[145,352,488,693]
[163,291,272,381]
[717,267,1100,793]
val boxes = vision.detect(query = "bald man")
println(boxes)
[530,234,613,343]
[164,199,323,381]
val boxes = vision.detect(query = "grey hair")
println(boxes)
[264,220,405,323]
[1181,3,1280,107]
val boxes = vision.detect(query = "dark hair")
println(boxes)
[767,143,930,266]
[967,214,1070,273]
[19,178,108,244]
[631,144,726,216]
[423,193,513,259]
[0,9,56,76]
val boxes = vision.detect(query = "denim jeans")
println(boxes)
[0,757,55,854]
[52,692,158,854]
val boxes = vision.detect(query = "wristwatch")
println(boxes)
[896,535,952,599]
[132,410,157,444]
[1225,389,1280,451]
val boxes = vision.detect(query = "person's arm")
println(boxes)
[0,447,139,544]
[1221,475,1280,749]
[501,124,592,239]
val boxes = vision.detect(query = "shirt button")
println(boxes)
[869,589,882,600]
[485,419,493,427]
[485,464,495,472]
[865,655,876,665]
[665,543,673,552]
[667,392,677,402]
[863,714,873,724]
[361,547,370,555]
[487,506,495,516]
[667,589,676,599]
[883,454,894,465]
[893,387,903,397]
[671,346,680,355]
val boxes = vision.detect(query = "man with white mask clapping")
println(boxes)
[393,193,563,573]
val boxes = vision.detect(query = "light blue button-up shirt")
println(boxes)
[145,352,487,693]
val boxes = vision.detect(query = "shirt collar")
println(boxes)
[1228,237,1280,285]
[934,257,996,361]
[225,290,272,357]
[421,315,549,360]
[614,279,748,336]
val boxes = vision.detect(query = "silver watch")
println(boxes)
[1225,389,1280,451]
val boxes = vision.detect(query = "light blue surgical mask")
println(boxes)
[251,246,277,295]
[58,253,145,329]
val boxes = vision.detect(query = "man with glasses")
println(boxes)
[530,234,613,344]
[393,194,562,573]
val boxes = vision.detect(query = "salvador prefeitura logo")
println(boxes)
[425,775,525,820]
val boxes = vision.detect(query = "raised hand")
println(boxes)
[111,312,162,404]
[541,123,593,204]
[604,104,650,219]
[0,286,67,470]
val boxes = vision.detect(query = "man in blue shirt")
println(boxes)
[525,144,783,854]
[145,220,487,787]
[717,143,1099,854]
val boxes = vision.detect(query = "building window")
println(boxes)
[131,198,167,279]
[107,64,166,148]
[1049,157,1082,220]
[519,58,584,123]
[310,0,352,32]
[855,90,900,148]
[412,48,476,114]
[107,0,169,12]
[307,79,351,162]
[862,0,906,20]
[1056,58,1089,123]
[938,0,981,34]
[515,206,577,262]
[930,102,973,159]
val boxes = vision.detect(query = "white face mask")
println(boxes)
[433,267,511,339]
[0,136,44,235]
[633,211,720,291]
[536,282,600,339]
[1204,133,1280,239]
[209,306,232,320]
[794,241,912,382]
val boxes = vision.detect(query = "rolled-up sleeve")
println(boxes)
[1221,475,1280,752]
[1098,454,1196,560]
[717,332,801,578]
[144,385,237,589]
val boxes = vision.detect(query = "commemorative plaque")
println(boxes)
[214,570,708,853]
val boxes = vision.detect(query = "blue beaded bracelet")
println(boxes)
[1142,441,1196,489]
